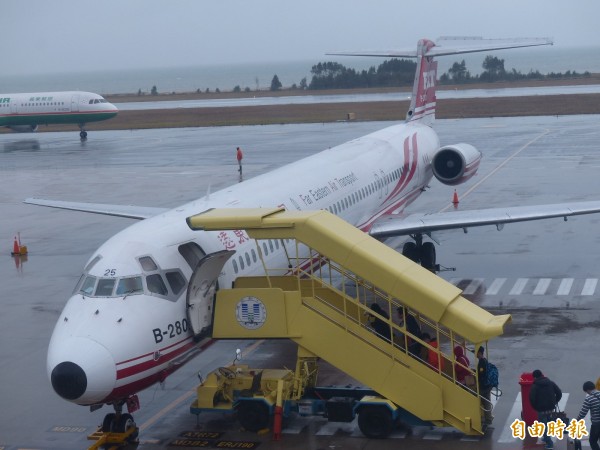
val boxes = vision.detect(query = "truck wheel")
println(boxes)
[358,406,394,438]
[238,401,270,432]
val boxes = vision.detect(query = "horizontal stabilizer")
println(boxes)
[24,198,168,220]
[328,36,553,59]
[369,200,600,238]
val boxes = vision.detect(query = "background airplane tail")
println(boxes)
[406,39,438,125]
[328,37,553,127]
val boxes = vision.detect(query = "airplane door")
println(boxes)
[70,94,79,112]
[186,250,235,337]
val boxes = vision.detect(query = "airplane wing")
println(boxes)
[24,198,168,220]
[369,201,600,238]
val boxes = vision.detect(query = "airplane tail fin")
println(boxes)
[328,37,553,126]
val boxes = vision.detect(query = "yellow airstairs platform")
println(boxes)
[187,207,511,435]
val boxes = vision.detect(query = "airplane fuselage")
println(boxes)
[0,91,117,131]
[47,121,440,406]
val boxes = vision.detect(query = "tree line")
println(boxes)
[439,56,591,84]
[141,56,591,95]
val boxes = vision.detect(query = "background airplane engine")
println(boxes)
[432,143,481,185]
[8,124,38,133]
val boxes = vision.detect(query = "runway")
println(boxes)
[2,114,600,449]
[113,84,600,111]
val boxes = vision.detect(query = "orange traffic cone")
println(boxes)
[11,236,20,256]
[452,190,459,205]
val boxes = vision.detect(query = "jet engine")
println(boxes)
[432,143,481,186]
[8,125,38,133]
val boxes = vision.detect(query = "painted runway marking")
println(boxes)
[509,278,528,295]
[463,278,485,295]
[557,278,574,295]
[582,279,597,296]
[486,278,506,295]
[449,277,600,297]
[533,278,551,295]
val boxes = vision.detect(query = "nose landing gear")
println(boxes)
[88,400,139,449]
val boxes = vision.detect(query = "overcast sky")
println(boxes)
[4,0,600,76]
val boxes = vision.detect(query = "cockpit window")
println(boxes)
[146,274,168,296]
[116,276,143,296]
[139,256,158,271]
[80,275,97,295]
[178,242,206,270]
[84,255,101,272]
[166,271,186,295]
[95,278,116,296]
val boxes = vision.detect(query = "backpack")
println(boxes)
[486,361,499,388]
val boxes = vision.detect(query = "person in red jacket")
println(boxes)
[422,333,444,372]
[236,146,243,173]
[453,345,471,385]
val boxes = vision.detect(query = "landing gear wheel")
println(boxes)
[237,401,270,432]
[101,413,116,432]
[420,242,437,272]
[218,367,236,379]
[358,406,394,439]
[402,242,419,263]
[80,130,88,140]
[116,413,139,440]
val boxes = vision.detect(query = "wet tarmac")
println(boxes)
[2,115,600,449]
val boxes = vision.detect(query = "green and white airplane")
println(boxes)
[0,91,118,140]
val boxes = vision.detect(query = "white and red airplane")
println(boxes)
[0,91,118,139]
[25,37,600,433]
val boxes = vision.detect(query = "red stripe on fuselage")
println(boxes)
[384,133,419,204]
[116,337,195,380]
[102,339,216,403]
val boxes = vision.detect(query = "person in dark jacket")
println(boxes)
[477,346,494,425]
[529,369,562,449]
[577,380,600,450]
[368,304,391,342]
[396,306,422,356]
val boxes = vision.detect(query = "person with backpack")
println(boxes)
[529,369,562,450]
[576,381,600,450]
[477,346,495,425]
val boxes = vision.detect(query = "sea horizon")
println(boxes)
[2,46,599,96]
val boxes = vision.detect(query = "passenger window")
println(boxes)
[269,240,274,252]
[166,271,186,296]
[95,278,116,296]
[139,256,158,271]
[116,276,143,295]
[239,256,245,270]
[80,275,96,295]
[232,259,239,274]
[275,240,279,249]
[146,274,168,296]
[262,242,268,255]
[251,249,257,263]
[245,253,251,266]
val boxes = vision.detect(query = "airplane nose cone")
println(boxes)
[47,337,116,404]
[51,361,87,400]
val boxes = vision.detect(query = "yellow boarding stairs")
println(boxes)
[187,208,511,435]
